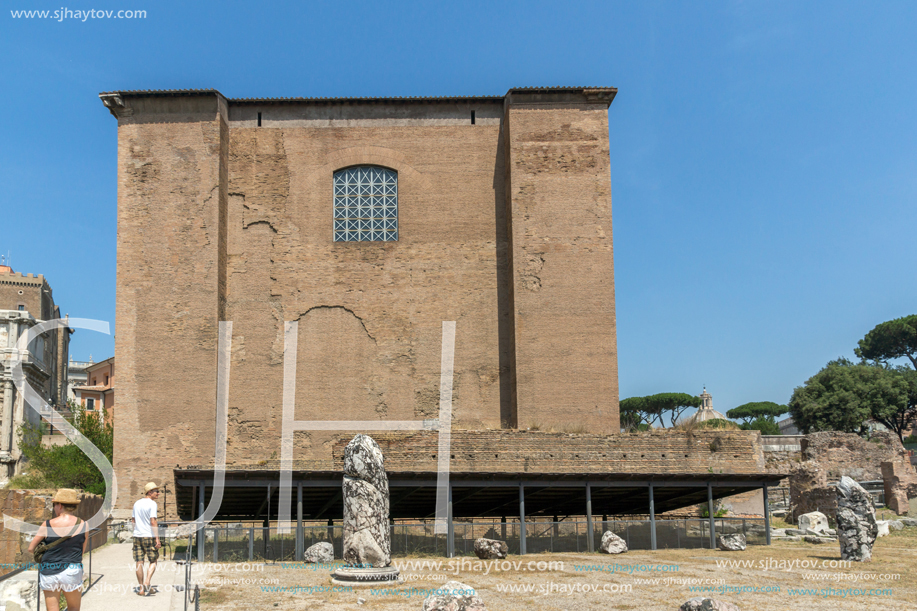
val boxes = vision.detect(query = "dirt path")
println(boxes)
[196,527,916,610]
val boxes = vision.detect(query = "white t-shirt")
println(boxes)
[132,497,158,538]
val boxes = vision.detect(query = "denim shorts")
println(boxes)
[39,565,83,592]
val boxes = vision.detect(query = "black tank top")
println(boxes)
[39,519,85,576]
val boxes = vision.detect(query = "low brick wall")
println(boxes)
[324,429,767,475]
[0,489,108,577]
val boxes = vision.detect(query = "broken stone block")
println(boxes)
[303,541,334,563]
[717,533,746,551]
[473,538,508,559]
[680,597,740,611]
[803,535,835,544]
[798,511,829,533]
[599,531,628,554]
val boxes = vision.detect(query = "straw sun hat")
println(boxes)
[51,489,81,505]
[144,482,160,494]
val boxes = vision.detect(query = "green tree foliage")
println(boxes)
[620,393,701,430]
[738,416,781,435]
[855,314,917,369]
[726,401,788,435]
[726,401,788,423]
[788,358,917,442]
[18,402,113,495]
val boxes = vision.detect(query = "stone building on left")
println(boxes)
[0,264,71,483]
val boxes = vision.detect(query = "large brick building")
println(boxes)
[101,88,775,545]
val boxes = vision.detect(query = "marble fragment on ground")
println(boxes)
[473,538,508,559]
[304,541,334,563]
[422,580,487,611]
[716,533,746,551]
[680,598,740,611]
[835,475,878,562]
[599,531,628,554]
[797,511,829,533]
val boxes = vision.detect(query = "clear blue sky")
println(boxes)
[2,1,915,415]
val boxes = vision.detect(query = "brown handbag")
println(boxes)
[33,519,82,564]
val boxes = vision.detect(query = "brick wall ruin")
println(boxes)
[104,87,622,512]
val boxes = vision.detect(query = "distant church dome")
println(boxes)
[685,387,727,423]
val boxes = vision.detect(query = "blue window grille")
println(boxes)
[333,166,398,242]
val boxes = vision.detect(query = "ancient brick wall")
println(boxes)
[788,431,915,521]
[323,429,766,475]
[801,431,910,481]
[505,91,618,434]
[107,88,621,512]
[113,94,227,507]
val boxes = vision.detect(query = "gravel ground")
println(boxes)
[196,526,916,610]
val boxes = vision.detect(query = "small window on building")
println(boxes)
[333,166,398,242]
[91,379,96,386]
[104,375,109,386]
[17,305,25,311]
[86,398,95,410]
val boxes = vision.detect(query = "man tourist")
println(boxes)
[133,482,162,596]
[28,489,88,611]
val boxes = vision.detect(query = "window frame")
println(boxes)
[332,165,398,242]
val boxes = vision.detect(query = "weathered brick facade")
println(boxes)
[101,87,707,516]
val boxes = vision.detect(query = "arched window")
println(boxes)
[333,166,398,242]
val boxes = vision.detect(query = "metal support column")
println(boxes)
[763,484,771,545]
[296,483,303,560]
[446,483,454,558]
[586,482,594,553]
[649,482,657,551]
[519,483,527,555]
[197,481,205,562]
[707,482,716,549]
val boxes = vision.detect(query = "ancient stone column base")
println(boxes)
[330,566,403,587]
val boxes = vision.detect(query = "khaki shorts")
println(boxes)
[132,537,159,563]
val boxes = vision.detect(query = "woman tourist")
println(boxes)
[28,488,88,611]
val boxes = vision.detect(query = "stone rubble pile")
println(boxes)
[422,580,487,611]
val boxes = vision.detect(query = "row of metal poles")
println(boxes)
[192,481,772,561]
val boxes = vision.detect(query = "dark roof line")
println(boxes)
[98,86,616,105]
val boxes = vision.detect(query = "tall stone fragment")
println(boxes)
[342,434,391,567]
[835,476,878,562]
